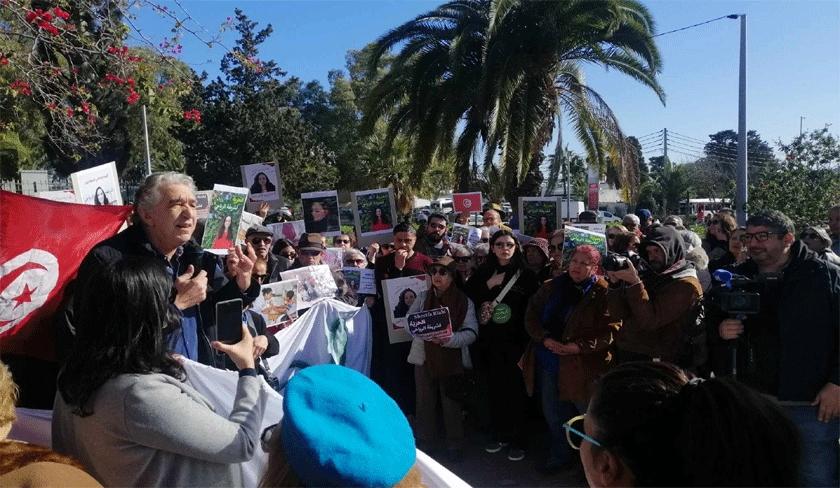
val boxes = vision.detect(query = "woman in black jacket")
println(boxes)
[465,230,539,462]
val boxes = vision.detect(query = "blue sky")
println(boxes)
[133,0,840,163]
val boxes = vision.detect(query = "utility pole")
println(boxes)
[800,116,806,136]
[663,127,668,160]
[142,105,152,176]
[735,14,748,226]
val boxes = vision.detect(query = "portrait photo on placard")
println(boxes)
[70,161,123,206]
[520,197,559,240]
[201,185,248,251]
[241,163,280,202]
[354,189,395,235]
[301,190,341,236]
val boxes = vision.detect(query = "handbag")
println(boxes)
[479,269,521,324]
[442,371,477,404]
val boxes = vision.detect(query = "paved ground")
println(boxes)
[423,413,589,487]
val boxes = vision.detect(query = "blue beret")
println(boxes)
[281,365,416,486]
[636,208,652,220]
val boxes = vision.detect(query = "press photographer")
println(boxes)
[605,224,704,367]
[708,210,839,487]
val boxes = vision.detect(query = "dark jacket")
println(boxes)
[413,235,450,259]
[61,224,259,368]
[708,240,840,401]
[609,225,703,363]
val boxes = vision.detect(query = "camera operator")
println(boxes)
[606,225,703,367]
[709,210,839,487]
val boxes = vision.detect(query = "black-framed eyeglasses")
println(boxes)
[563,414,603,450]
[740,231,782,243]
[428,267,450,276]
[261,423,279,453]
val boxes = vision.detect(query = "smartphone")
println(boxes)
[215,298,244,344]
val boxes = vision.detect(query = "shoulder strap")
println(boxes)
[492,269,522,307]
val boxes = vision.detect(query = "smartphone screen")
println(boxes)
[215,298,244,344]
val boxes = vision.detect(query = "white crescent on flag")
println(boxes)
[0,249,59,336]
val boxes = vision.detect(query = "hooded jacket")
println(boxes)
[707,240,839,401]
[608,225,703,362]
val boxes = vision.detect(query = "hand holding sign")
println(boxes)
[407,307,453,342]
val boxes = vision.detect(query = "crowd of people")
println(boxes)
[1,171,838,487]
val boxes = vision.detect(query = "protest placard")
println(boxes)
[267,220,305,246]
[341,267,376,295]
[450,223,482,247]
[194,190,213,220]
[280,265,338,309]
[452,192,482,214]
[323,248,344,270]
[519,196,560,239]
[241,162,282,211]
[201,184,248,253]
[406,307,453,342]
[382,274,429,344]
[351,187,397,247]
[70,161,123,206]
[251,279,299,332]
[235,211,265,246]
[572,223,607,235]
[563,225,608,265]
[301,190,341,236]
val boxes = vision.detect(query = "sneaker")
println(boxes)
[484,441,509,453]
[507,448,525,461]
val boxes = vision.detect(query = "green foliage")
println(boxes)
[749,129,840,227]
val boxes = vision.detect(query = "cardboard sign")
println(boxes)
[341,267,376,295]
[70,161,123,206]
[201,184,249,253]
[351,187,397,248]
[453,192,482,213]
[382,275,429,344]
[518,196,561,239]
[572,223,607,235]
[195,190,213,220]
[279,265,338,309]
[301,190,341,237]
[407,307,453,341]
[563,225,608,265]
[241,162,283,211]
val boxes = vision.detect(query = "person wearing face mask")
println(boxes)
[605,225,703,368]
[523,245,619,472]
[466,230,539,462]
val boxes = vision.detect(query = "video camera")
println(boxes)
[710,269,782,317]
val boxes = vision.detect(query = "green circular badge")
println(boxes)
[492,303,512,324]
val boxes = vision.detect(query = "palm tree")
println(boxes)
[363,0,663,204]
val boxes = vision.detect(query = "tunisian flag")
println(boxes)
[0,190,132,360]
[452,192,482,213]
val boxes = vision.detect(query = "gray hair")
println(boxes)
[664,215,684,228]
[450,243,473,257]
[623,214,640,226]
[473,243,490,257]
[134,172,196,215]
[343,248,366,264]
[802,226,832,247]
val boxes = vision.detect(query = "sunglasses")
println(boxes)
[249,237,272,245]
[479,238,490,243]
[427,267,450,276]
[261,423,279,453]
[454,256,472,263]
[334,239,351,244]
[563,414,603,450]
[301,250,322,257]
[800,232,819,239]
[494,241,516,249]
[347,258,367,265]
[280,252,296,259]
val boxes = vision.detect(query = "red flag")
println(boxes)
[0,190,132,360]
[452,192,482,213]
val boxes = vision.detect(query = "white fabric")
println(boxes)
[10,299,469,487]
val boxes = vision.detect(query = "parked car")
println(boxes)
[597,210,622,223]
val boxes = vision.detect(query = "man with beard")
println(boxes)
[605,224,703,365]
[711,210,839,487]
[413,213,451,258]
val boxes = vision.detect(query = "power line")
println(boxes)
[652,14,739,38]
[635,130,663,140]
[669,131,709,144]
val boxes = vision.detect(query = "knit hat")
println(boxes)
[524,237,550,261]
[636,208,652,222]
[281,365,416,486]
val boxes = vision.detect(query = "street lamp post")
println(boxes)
[729,14,748,227]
